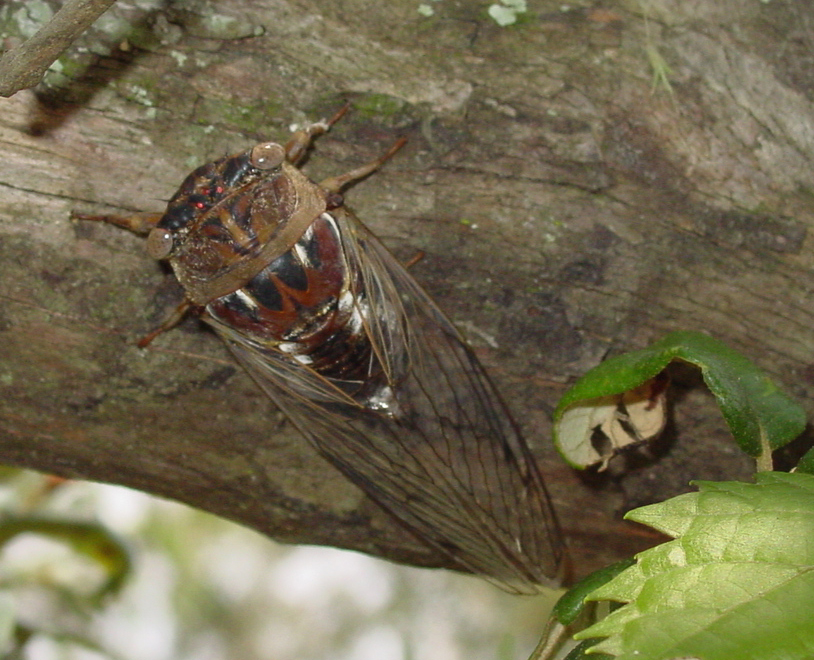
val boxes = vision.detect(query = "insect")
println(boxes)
[74,107,566,593]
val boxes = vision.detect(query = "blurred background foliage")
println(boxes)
[0,468,557,660]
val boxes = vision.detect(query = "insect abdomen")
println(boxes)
[207,213,386,397]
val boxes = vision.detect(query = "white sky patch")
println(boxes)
[348,625,405,660]
[267,546,394,614]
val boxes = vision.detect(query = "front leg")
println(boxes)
[71,210,194,346]
[70,211,164,236]
[283,103,351,165]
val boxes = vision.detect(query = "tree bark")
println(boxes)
[1,0,812,581]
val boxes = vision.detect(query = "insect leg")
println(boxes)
[319,137,407,193]
[70,211,163,237]
[72,210,193,346]
[136,299,194,348]
[403,250,425,269]
[284,103,351,165]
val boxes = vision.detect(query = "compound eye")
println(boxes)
[250,142,286,170]
[146,227,174,260]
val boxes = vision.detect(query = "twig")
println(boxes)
[0,0,118,97]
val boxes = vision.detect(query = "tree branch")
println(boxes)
[0,0,117,97]
[1,0,810,581]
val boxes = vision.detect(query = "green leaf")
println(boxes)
[563,638,613,660]
[553,559,635,625]
[573,472,814,659]
[795,445,814,475]
[0,518,131,599]
[554,331,806,468]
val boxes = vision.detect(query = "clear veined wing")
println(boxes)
[340,210,566,589]
[211,210,566,593]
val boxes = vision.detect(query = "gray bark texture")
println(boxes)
[1,0,812,580]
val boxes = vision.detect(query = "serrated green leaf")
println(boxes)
[574,472,814,659]
[563,638,613,660]
[554,331,806,468]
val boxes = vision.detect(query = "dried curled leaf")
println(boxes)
[556,376,668,470]
[554,331,806,469]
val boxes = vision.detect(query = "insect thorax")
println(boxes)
[207,212,393,409]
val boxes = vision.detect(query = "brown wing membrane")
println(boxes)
[211,209,565,593]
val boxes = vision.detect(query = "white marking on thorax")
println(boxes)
[234,289,259,310]
[292,241,311,268]
[278,341,313,364]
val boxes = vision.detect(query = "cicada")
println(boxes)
[75,107,566,593]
